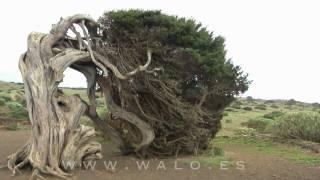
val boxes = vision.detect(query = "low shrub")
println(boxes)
[247,117,273,132]
[254,104,267,110]
[234,127,257,137]
[11,93,26,106]
[263,111,285,120]
[286,99,296,105]
[0,94,11,101]
[6,102,28,120]
[270,105,279,109]
[268,112,320,143]
[225,119,232,123]
[97,108,108,120]
[0,98,5,106]
[212,147,224,156]
[222,112,228,116]
[243,106,253,111]
[7,102,22,110]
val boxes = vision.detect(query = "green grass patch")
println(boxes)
[213,137,320,165]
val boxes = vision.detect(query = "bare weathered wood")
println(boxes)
[7,14,156,179]
[7,16,103,179]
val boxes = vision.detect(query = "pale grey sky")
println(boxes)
[0,0,319,103]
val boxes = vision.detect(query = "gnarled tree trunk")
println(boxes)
[6,14,156,179]
[8,32,103,179]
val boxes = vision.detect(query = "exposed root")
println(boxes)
[11,158,29,175]
[29,169,46,180]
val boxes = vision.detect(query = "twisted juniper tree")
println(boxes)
[5,10,249,179]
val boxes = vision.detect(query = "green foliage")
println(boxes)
[234,127,257,137]
[80,116,94,127]
[270,104,279,109]
[99,10,250,97]
[12,92,26,106]
[286,99,296,105]
[269,112,320,143]
[222,112,228,116]
[97,108,108,120]
[254,104,267,110]
[212,147,224,156]
[225,119,232,123]
[263,111,285,120]
[0,94,11,101]
[97,10,250,155]
[6,102,28,120]
[0,98,5,106]
[247,117,273,132]
[243,106,253,111]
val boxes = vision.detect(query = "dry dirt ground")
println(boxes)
[0,130,320,180]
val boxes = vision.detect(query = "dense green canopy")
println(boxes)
[95,10,249,156]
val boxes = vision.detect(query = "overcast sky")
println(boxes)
[0,0,319,103]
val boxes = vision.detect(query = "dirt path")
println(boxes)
[0,130,319,180]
